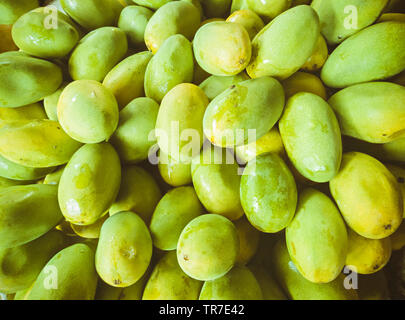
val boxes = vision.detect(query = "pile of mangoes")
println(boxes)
[0,0,404,300]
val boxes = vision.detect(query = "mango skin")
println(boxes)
[43,166,65,186]
[390,222,405,251]
[247,5,320,80]
[60,0,123,30]
[143,251,202,300]
[0,230,66,293]
[199,266,263,300]
[199,73,249,101]
[226,9,265,40]
[0,102,46,122]
[132,0,172,10]
[145,34,194,103]
[281,71,327,100]
[44,83,68,121]
[71,214,108,239]
[321,22,405,88]
[272,240,358,300]
[191,147,244,221]
[0,184,63,249]
[328,82,405,144]
[203,77,285,148]
[0,154,53,181]
[330,152,403,240]
[144,1,201,54]
[0,24,18,53]
[58,143,121,226]
[69,27,128,82]
[26,243,98,300]
[346,229,392,275]
[279,92,342,183]
[158,151,192,187]
[301,35,328,72]
[0,0,39,24]
[150,187,203,251]
[386,164,405,217]
[311,0,389,45]
[103,51,152,109]
[12,8,80,59]
[118,5,153,48]
[96,212,153,287]
[177,214,239,281]
[0,52,63,108]
[234,217,260,265]
[0,176,30,190]
[0,119,82,168]
[248,262,287,300]
[193,21,251,76]
[120,268,150,300]
[245,0,291,21]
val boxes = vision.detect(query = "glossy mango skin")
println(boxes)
[177,214,239,281]
[247,5,320,80]
[0,0,39,24]
[60,0,123,30]
[0,52,63,108]
[311,0,389,45]
[158,151,192,187]
[0,184,63,249]
[145,35,194,103]
[0,154,53,181]
[191,147,243,221]
[44,83,68,121]
[0,102,46,122]
[321,22,405,88]
[231,0,291,22]
[193,21,251,76]
[132,0,172,10]
[328,82,405,144]
[241,153,297,233]
[0,176,30,190]
[150,187,203,251]
[144,1,201,54]
[58,143,121,226]
[281,71,327,100]
[0,120,82,168]
[234,216,260,265]
[0,230,66,293]
[226,9,264,40]
[43,166,65,185]
[203,77,285,148]
[143,251,202,300]
[103,51,152,109]
[199,265,263,300]
[386,164,405,217]
[71,214,108,239]
[272,240,358,300]
[109,165,162,224]
[26,243,98,300]
[69,27,128,81]
[286,188,348,283]
[330,152,403,240]
[118,5,153,48]
[96,212,153,287]
[279,92,342,183]
[301,35,328,72]
[199,73,249,101]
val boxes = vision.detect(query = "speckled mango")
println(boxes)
[0,0,39,24]
[199,73,249,101]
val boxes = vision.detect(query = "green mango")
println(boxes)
[96,211,153,287]
[60,0,123,30]
[0,0,39,24]
[131,0,172,10]
[0,52,63,108]
[71,214,108,239]
[385,164,405,216]
[0,184,63,249]
[203,77,284,148]
[191,147,244,221]
[12,8,80,59]
[145,34,194,103]
[68,27,128,81]
[182,0,204,19]
[286,188,348,283]
[200,0,232,18]
[357,271,390,300]
[279,92,342,183]
[0,120,82,168]
[240,153,297,233]
[150,186,203,251]
[0,154,54,181]
[272,240,358,300]
[0,176,30,190]
[193,21,251,76]
[43,166,65,185]
[143,251,202,300]
[281,71,327,100]
[199,266,263,300]
[95,280,123,300]
[58,143,121,225]
[103,51,152,109]
[0,230,66,293]
[244,0,291,21]
[301,35,328,72]
[118,5,153,48]
[26,243,98,300]
[328,82,405,144]
[246,5,319,79]
[234,216,260,265]
[177,214,239,281]
[330,152,403,239]
[120,268,150,300]
[110,165,162,223]
[0,102,46,121]
[44,83,68,121]
[248,263,287,300]
[311,0,389,45]
[144,1,201,53]
[321,22,405,88]
[199,72,249,101]
[158,150,192,187]
[226,9,265,40]
[156,83,209,162]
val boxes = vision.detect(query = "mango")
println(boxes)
[329,152,403,239]
[226,9,264,40]
[281,71,327,100]
[279,92,342,183]
[0,0,39,24]
[43,166,65,185]
[0,102,46,122]
[301,35,328,72]
[44,83,68,121]
[199,73,249,101]
[71,214,108,239]
[58,143,121,225]
[120,268,150,300]
[96,212,153,287]
[247,5,320,79]
[0,24,18,53]
[158,151,192,187]
[131,0,172,10]
[390,222,405,251]
[385,164,405,217]
[378,13,405,22]
[248,263,287,300]
[118,5,153,48]
[0,176,30,190]
[200,0,232,18]
[234,216,260,265]
[0,154,53,181]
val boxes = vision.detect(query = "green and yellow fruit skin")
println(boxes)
[378,13,405,22]
[301,35,328,72]
[330,152,403,240]
[44,83,68,121]
[234,217,260,265]
[390,222,405,251]
[43,166,65,186]
[281,72,327,100]
[96,211,153,287]
[71,214,108,239]
[131,0,172,10]
[58,143,121,226]
[0,154,53,181]
[0,176,30,190]
[118,5,153,48]
[120,268,150,300]
[226,9,264,40]
[385,164,405,217]
[0,0,39,24]
[158,151,192,187]
[0,102,46,122]
[199,73,250,101]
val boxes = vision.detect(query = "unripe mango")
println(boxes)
[158,151,192,187]
[0,0,39,24]
[131,0,172,10]
[234,217,260,265]
[118,5,153,48]
[281,72,327,100]
[226,9,264,40]
[0,154,53,181]
[199,73,249,101]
